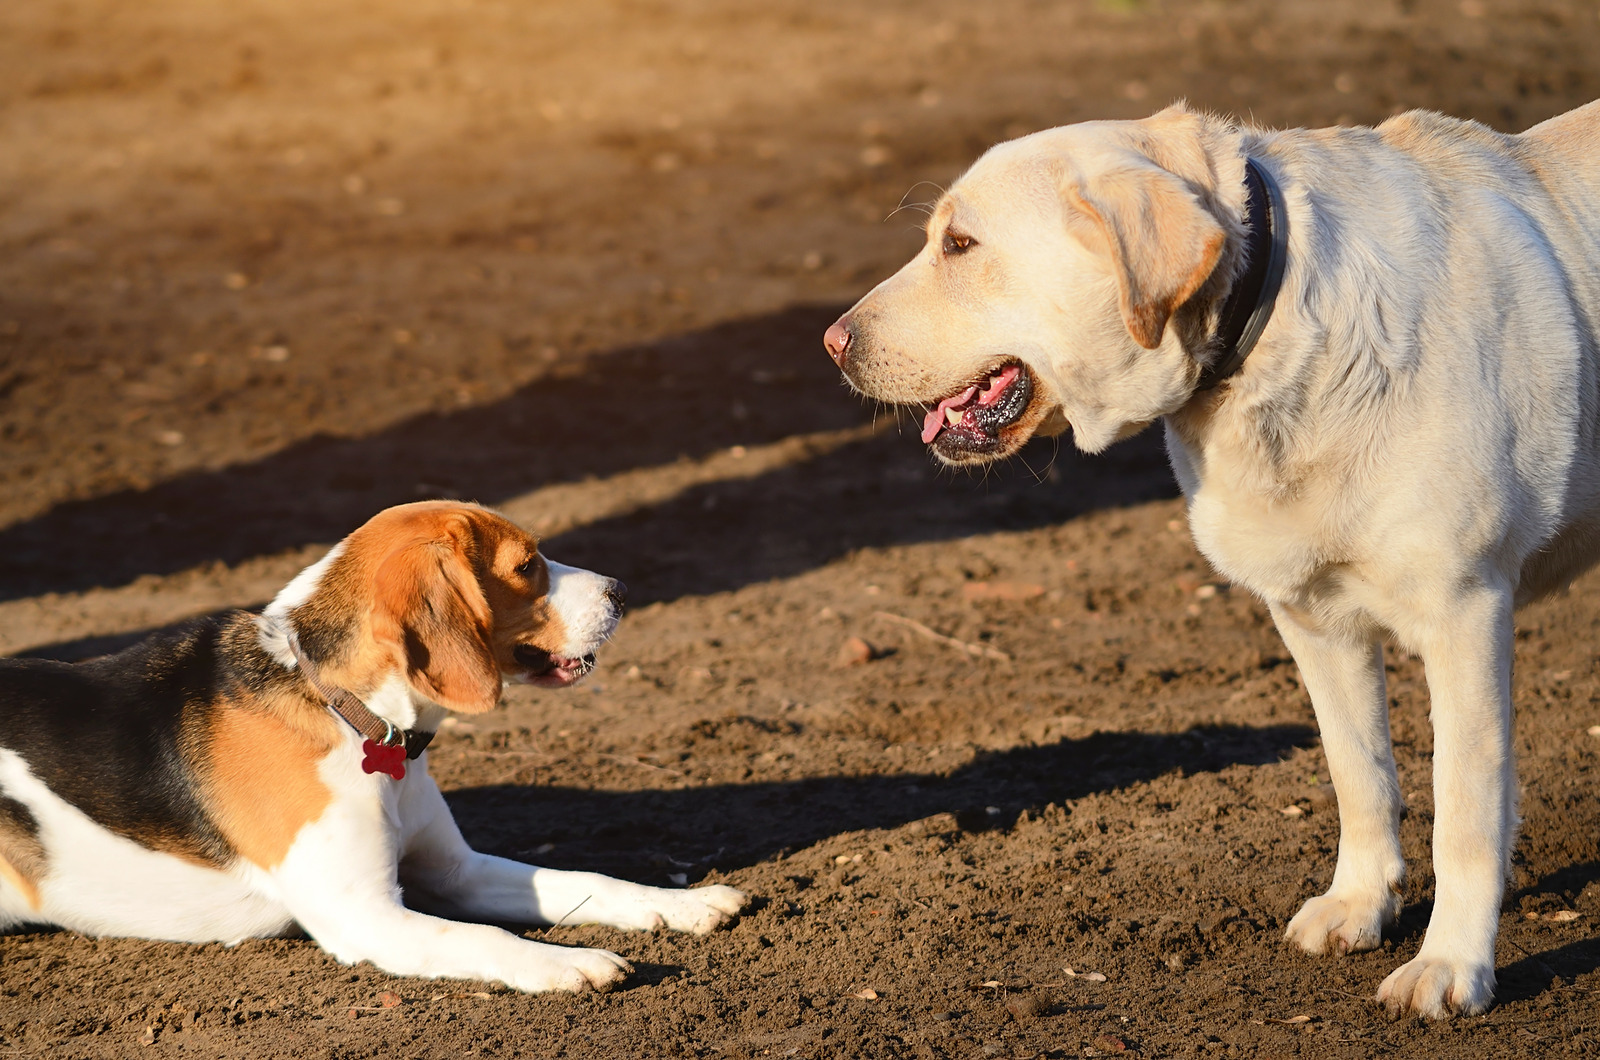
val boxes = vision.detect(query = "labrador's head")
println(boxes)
[824,104,1247,463]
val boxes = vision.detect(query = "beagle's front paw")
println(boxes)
[502,942,632,994]
[606,883,750,935]
[663,884,749,935]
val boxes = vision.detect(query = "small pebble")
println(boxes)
[835,636,874,668]
[1005,992,1047,1021]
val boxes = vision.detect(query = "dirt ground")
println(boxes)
[2,0,1599,1056]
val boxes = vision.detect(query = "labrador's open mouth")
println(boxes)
[919,362,1033,460]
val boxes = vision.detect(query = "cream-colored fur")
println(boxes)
[827,100,1600,1018]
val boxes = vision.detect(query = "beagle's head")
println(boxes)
[269,502,625,715]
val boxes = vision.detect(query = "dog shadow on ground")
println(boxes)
[17,403,1175,658]
[443,722,1317,882]
[443,727,1600,1008]
[1499,859,1600,1000]
[0,304,1178,608]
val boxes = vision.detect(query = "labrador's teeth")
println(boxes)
[946,406,964,426]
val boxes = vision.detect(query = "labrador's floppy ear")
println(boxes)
[371,521,503,714]
[1063,158,1226,350]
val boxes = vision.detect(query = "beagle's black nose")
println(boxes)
[823,317,853,367]
[604,579,627,612]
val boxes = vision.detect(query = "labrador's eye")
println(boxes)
[942,230,975,255]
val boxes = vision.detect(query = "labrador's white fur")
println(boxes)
[827,100,1600,1018]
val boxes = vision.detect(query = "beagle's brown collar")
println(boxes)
[285,630,435,762]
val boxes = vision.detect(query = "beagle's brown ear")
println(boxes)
[371,532,503,715]
[1064,160,1226,350]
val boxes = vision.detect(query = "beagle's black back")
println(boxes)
[0,617,246,863]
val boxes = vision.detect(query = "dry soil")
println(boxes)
[1,1,1598,1057]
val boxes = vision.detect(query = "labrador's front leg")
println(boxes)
[399,772,749,934]
[1376,583,1514,1018]
[274,799,630,993]
[1273,604,1406,957]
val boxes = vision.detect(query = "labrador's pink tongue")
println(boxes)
[921,385,978,443]
[977,364,1021,406]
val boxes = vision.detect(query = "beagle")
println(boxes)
[0,501,746,993]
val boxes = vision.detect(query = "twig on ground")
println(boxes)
[600,754,685,777]
[871,610,1010,662]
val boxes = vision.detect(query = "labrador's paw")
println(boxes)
[1376,954,1495,1018]
[1285,887,1397,955]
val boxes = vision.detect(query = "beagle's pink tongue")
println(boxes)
[921,385,978,443]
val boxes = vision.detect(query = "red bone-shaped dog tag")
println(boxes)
[361,739,407,780]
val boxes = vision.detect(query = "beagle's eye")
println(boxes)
[515,555,539,577]
[942,230,975,255]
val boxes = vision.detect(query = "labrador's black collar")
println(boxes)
[1194,157,1288,392]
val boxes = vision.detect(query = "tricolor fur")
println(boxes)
[0,501,746,992]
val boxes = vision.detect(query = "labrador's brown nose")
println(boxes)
[823,317,853,368]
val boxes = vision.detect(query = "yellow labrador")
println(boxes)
[822,100,1600,1018]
